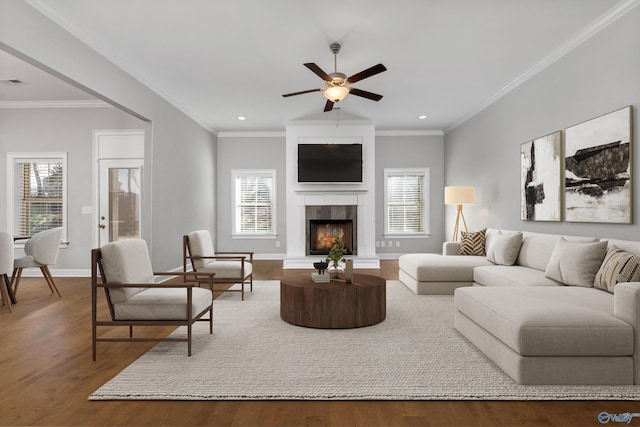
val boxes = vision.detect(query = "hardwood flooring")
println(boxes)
[0,260,636,426]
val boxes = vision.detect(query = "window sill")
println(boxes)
[231,233,278,240]
[383,233,431,239]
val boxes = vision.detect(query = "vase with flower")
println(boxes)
[325,232,346,279]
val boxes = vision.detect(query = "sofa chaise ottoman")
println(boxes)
[455,284,638,385]
[399,228,640,384]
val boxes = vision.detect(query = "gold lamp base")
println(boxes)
[451,204,469,241]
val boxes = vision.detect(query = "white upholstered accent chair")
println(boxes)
[91,239,214,360]
[12,227,63,298]
[183,230,253,300]
[0,232,16,312]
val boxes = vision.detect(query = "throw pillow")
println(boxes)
[459,229,486,256]
[544,237,608,287]
[486,231,523,266]
[594,245,640,293]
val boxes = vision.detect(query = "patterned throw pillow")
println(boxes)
[594,245,640,293]
[459,229,486,256]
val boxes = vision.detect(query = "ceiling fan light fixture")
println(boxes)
[323,85,350,102]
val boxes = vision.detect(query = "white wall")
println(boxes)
[1,0,217,271]
[285,121,378,266]
[0,107,144,272]
[444,5,640,241]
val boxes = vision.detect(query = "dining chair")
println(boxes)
[0,232,15,312]
[12,227,63,297]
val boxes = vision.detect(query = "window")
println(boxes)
[232,169,276,238]
[7,152,68,242]
[384,168,429,237]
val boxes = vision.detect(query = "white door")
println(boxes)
[98,159,144,245]
[94,129,145,246]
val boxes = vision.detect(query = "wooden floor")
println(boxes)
[0,260,636,427]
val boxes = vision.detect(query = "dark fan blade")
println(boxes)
[349,88,383,101]
[282,88,322,97]
[324,100,334,112]
[347,63,387,84]
[304,63,332,82]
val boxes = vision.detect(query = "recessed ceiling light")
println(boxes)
[237,116,246,121]
[0,78,26,86]
[418,115,427,120]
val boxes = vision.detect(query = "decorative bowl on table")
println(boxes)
[313,261,329,274]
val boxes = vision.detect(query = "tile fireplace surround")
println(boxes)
[283,191,380,269]
[306,205,357,256]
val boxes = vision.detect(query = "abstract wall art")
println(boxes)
[520,131,562,221]
[564,106,632,223]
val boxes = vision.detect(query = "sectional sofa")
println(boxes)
[398,228,640,385]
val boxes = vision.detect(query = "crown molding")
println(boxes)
[0,100,111,108]
[216,129,444,138]
[26,0,218,135]
[375,130,444,137]
[217,131,286,138]
[445,0,640,134]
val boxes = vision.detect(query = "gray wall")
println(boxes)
[375,134,445,254]
[215,133,445,256]
[1,0,217,271]
[216,136,287,256]
[0,107,144,270]
[444,5,640,241]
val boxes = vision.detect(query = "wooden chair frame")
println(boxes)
[182,235,254,300]
[91,248,214,361]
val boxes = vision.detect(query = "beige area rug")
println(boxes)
[90,280,640,400]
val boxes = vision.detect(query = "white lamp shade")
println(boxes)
[444,186,475,205]
[323,86,350,102]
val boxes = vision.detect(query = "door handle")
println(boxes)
[98,224,106,229]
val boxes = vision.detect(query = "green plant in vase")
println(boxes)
[326,233,346,278]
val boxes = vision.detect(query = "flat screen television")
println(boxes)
[297,143,363,183]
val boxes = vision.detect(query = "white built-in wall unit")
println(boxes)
[284,120,378,268]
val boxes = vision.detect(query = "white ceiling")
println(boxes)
[2,0,632,133]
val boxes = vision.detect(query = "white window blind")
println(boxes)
[233,170,275,235]
[384,169,429,236]
[13,156,66,236]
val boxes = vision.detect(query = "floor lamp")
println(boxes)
[444,186,476,241]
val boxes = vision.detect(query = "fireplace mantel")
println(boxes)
[284,120,379,269]
[294,189,368,195]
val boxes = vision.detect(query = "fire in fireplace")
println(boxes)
[309,220,354,256]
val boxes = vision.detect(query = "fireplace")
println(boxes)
[309,220,354,255]
[305,205,357,256]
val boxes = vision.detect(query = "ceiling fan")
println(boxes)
[282,42,387,112]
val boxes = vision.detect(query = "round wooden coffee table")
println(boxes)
[280,273,386,328]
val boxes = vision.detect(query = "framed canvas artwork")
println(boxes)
[564,106,632,223]
[520,131,562,221]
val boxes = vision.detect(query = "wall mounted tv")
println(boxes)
[297,143,363,183]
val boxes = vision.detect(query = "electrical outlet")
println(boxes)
[396,241,400,247]
[275,241,280,248]
[81,206,92,214]
[381,241,385,247]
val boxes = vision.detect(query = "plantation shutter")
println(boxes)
[15,158,64,235]
[236,173,274,234]
[386,173,424,233]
